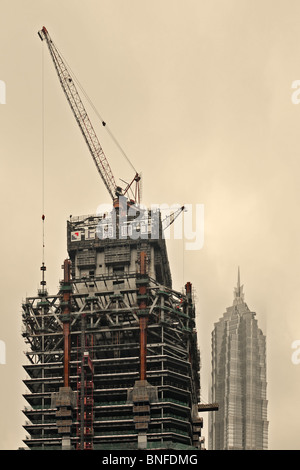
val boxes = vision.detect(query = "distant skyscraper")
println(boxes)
[209,269,268,450]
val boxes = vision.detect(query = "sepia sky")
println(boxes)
[1,0,300,450]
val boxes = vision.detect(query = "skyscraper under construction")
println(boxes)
[21,27,205,451]
[21,206,204,450]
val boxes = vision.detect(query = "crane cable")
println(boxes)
[52,40,137,175]
[41,42,46,292]
[42,43,45,261]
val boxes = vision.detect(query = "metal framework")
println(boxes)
[22,265,203,450]
[38,26,141,205]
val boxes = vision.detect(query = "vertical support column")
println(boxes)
[140,317,147,381]
[52,259,74,450]
[63,324,70,387]
[134,251,151,449]
[80,314,85,450]
[138,251,148,381]
[77,314,94,450]
[39,262,47,442]
[62,259,72,387]
[185,281,192,301]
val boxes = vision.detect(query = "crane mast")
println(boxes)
[38,26,140,204]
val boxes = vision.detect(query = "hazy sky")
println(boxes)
[1,0,300,450]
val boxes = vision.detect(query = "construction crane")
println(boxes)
[162,205,186,230]
[38,26,141,206]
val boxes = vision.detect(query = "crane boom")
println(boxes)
[162,205,186,230]
[38,26,134,202]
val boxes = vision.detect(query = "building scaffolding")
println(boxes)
[21,210,205,450]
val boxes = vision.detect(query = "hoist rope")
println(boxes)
[41,43,45,264]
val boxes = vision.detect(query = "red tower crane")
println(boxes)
[38,26,141,206]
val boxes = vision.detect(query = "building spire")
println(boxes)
[233,266,244,305]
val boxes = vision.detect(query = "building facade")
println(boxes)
[209,270,268,450]
[21,207,204,450]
